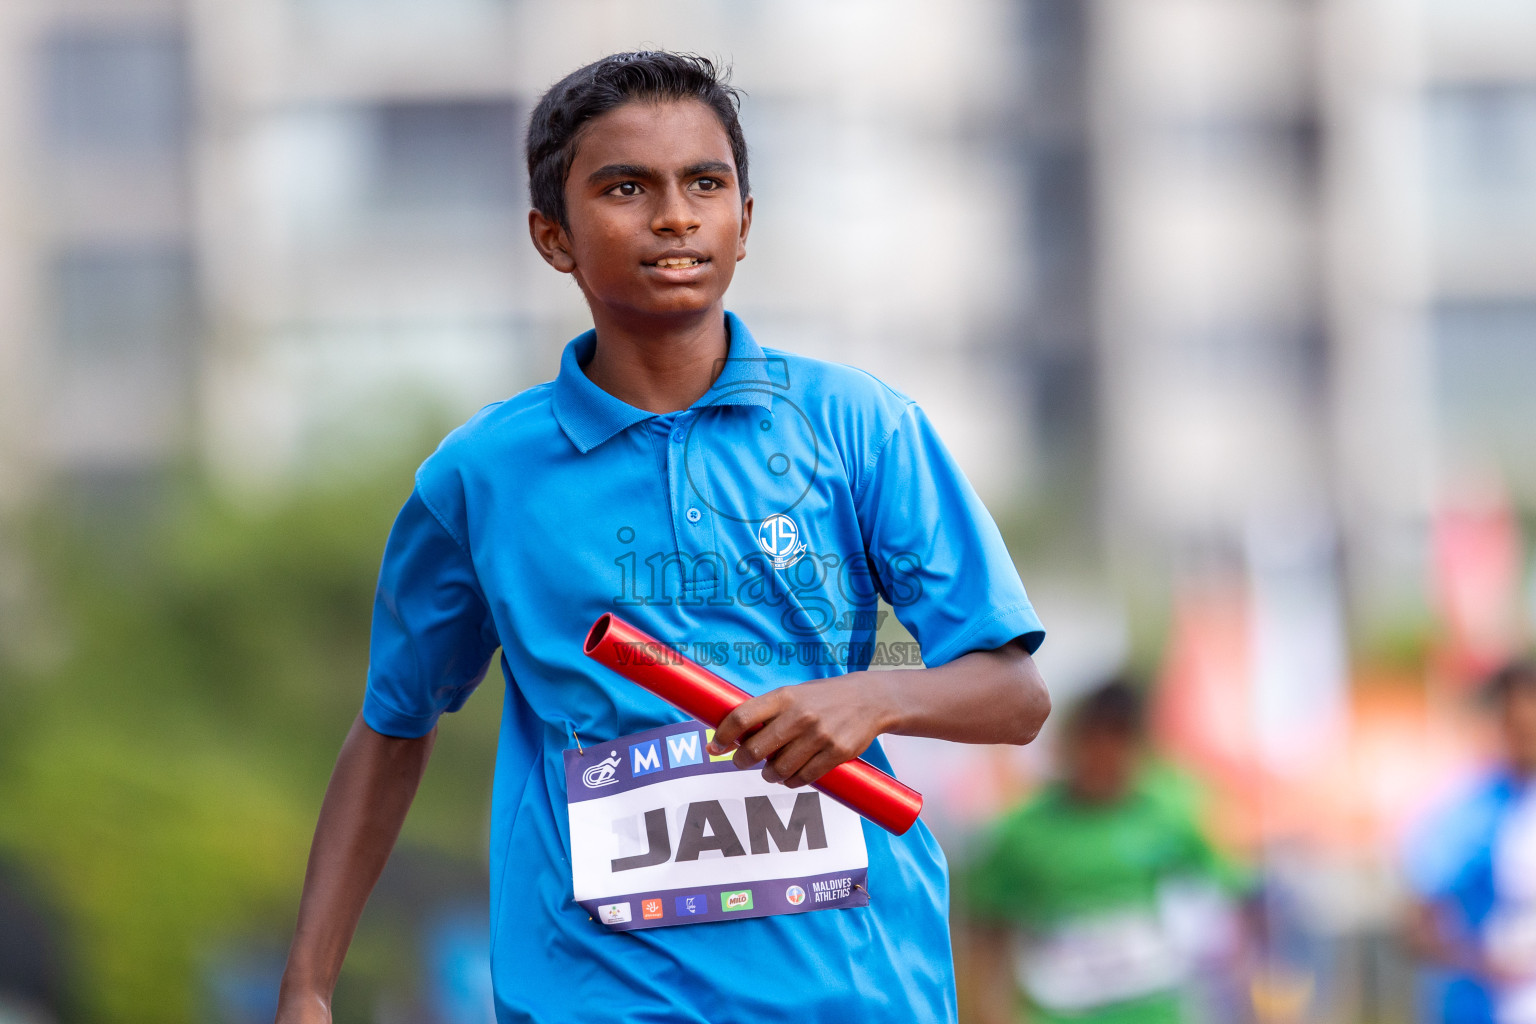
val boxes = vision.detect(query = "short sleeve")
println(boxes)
[855,403,1044,665]
[364,489,500,738]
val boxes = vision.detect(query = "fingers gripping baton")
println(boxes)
[583,613,924,836]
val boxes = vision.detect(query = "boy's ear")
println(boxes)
[736,195,753,263]
[528,209,577,273]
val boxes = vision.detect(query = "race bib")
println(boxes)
[1015,909,1185,1012]
[564,720,870,931]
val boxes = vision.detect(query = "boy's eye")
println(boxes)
[609,182,641,196]
[692,178,721,192]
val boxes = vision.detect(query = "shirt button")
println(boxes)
[686,507,702,523]
[672,430,686,443]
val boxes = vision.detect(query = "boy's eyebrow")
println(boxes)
[587,163,656,184]
[586,160,736,185]
[682,160,735,178]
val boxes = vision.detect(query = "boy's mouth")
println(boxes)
[650,256,709,269]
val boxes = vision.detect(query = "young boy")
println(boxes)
[275,51,1049,1024]
[962,682,1237,1024]
[1403,660,1536,1024]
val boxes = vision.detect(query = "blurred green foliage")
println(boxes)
[0,457,502,1024]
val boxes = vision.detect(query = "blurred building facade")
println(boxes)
[0,0,1037,505]
[1078,0,1536,633]
[0,0,199,509]
[1416,0,1536,504]
[1089,0,1325,550]
[0,0,1533,622]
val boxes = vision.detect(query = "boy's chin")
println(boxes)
[599,288,729,322]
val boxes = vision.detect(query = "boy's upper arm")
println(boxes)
[854,401,1044,665]
[364,487,499,739]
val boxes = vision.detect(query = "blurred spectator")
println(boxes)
[1403,660,1536,1024]
[959,680,1245,1024]
[0,857,66,1024]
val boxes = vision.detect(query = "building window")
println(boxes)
[1434,300,1536,490]
[1427,86,1536,235]
[369,100,522,213]
[54,245,197,361]
[40,24,189,156]
[292,0,510,21]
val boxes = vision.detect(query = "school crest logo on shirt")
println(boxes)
[757,514,806,570]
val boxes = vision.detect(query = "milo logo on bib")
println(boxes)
[564,720,870,931]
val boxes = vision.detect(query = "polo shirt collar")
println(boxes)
[552,311,779,454]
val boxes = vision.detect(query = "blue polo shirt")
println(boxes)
[1403,771,1531,1024]
[364,312,1045,1023]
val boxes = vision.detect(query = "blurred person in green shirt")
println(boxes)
[961,680,1242,1024]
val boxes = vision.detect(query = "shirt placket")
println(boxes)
[664,409,721,604]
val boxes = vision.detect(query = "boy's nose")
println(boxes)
[651,186,700,235]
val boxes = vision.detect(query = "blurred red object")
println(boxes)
[1153,584,1487,854]
[1153,583,1258,788]
[1433,480,1526,686]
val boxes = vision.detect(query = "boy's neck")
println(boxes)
[581,302,731,414]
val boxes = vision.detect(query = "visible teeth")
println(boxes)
[656,257,702,268]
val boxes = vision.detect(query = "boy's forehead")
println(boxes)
[570,98,736,172]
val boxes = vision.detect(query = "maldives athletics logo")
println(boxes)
[757,514,806,570]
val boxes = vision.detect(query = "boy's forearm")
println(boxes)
[711,640,1049,789]
[877,641,1050,746]
[278,713,435,1010]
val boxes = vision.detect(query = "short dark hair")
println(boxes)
[526,51,750,230]
[1484,658,1536,704]
[1068,679,1146,738]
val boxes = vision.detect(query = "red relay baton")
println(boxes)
[583,613,924,835]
